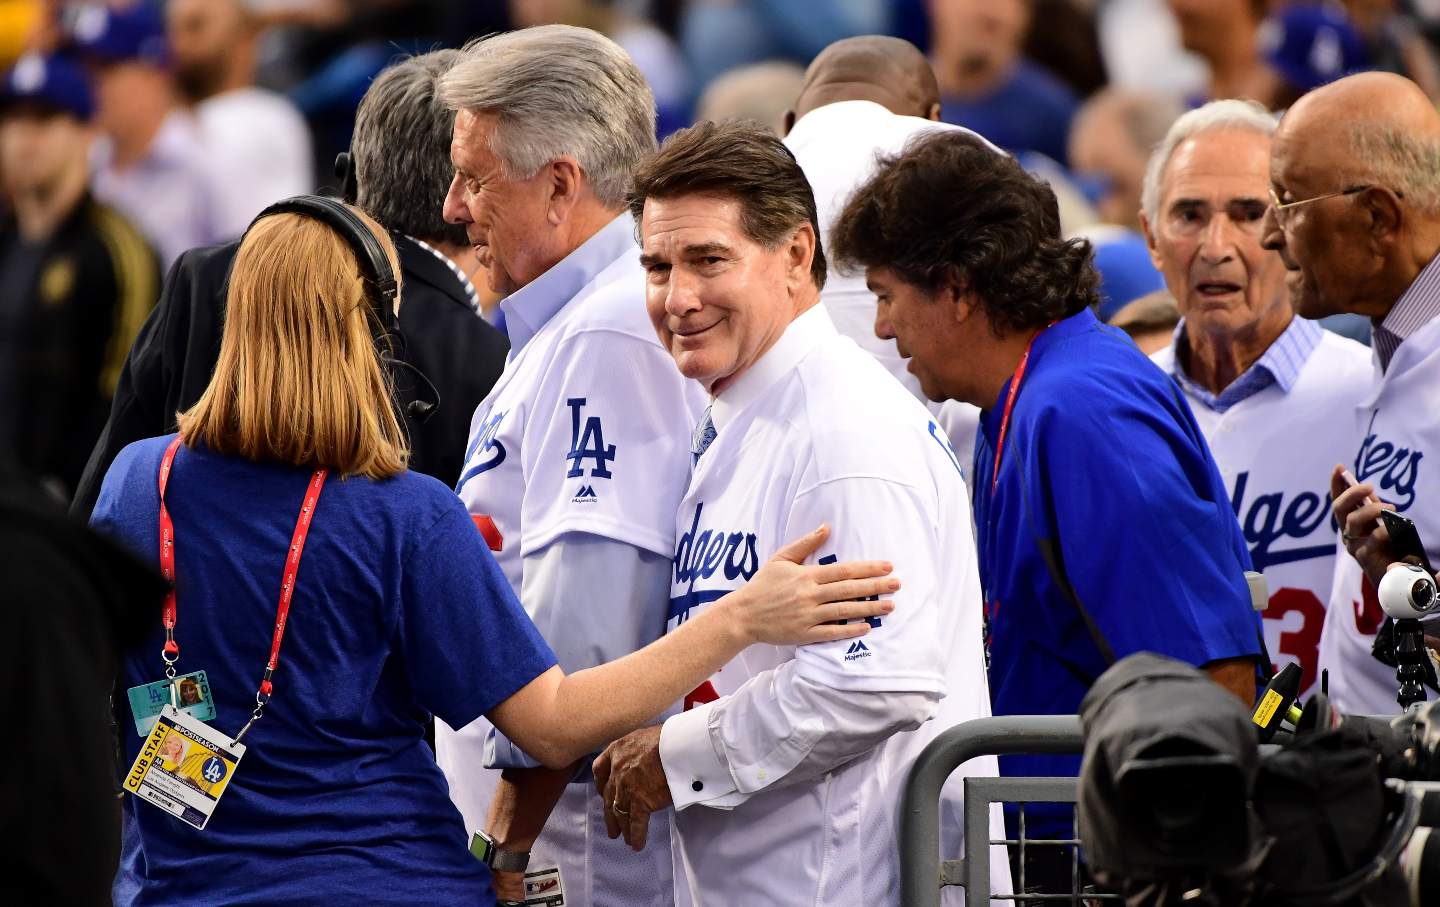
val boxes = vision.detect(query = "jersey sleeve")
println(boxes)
[518,328,700,559]
[398,495,558,730]
[782,471,956,694]
[1027,385,1262,669]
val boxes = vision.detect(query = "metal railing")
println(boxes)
[899,715,1088,907]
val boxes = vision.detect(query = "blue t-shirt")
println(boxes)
[941,59,1079,166]
[973,309,1262,787]
[91,436,558,906]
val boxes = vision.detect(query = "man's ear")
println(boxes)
[1138,211,1166,272]
[926,101,942,122]
[935,267,971,323]
[786,221,818,293]
[545,156,585,226]
[1361,185,1403,244]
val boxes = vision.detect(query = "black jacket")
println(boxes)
[71,234,507,517]
[0,196,160,494]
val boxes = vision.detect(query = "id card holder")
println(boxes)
[126,670,216,736]
[124,704,244,830]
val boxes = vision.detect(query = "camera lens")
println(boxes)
[1412,579,1435,613]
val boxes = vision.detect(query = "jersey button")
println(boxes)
[691,780,704,792]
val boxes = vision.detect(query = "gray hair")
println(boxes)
[1348,126,1440,214]
[438,25,658,210]
[353,49,467,247]
[1141,99,1277,223]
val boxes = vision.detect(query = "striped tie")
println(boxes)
[692,405,717,463]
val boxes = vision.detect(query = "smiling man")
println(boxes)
[831,128,1264,895]
[434,26,704,907]
[593,120,1006,906]
[1140,99,1370,699]
[1260,72,1440,714]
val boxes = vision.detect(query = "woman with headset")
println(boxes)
[90,201,894,905]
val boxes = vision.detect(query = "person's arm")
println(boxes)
[1035,387,1263,682]
[1330,464,1400,586]
[486,525,896,770]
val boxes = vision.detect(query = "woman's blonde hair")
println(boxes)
[177,207,409,479]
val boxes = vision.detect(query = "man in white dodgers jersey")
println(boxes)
[592,121,1007,906]
[1259,72,1440,715]
[1142,100,1371,699]
[434,26,705,904]
[783,35,1000,480]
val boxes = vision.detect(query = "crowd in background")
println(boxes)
[6,0,1440,499]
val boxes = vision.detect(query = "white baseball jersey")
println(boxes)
[435,214,706,905]
[1153,323,1371,697]
[1320,316,1440,715]
[785,100,998,404]
[655,305,1007,905]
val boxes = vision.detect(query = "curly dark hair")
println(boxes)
[627,119,827,290]
[829,131,1098,335]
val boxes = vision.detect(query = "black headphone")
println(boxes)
[248,193,439,423]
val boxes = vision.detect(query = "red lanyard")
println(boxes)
[990,325,1053,494]
[156,436,328,713]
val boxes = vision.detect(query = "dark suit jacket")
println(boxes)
[72,234,508,517]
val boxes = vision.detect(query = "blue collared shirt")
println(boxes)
[1374,250,1440,372]
[495,213,636,355]
[1166,314,1324,413]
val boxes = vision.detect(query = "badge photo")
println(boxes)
[126,669,216,736]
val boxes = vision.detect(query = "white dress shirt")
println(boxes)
[195,88,313,239]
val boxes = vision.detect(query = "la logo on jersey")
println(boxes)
[565,397,615,479]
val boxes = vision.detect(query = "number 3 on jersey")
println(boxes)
[566,397,616,479]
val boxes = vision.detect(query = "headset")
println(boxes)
[247,193,440,423]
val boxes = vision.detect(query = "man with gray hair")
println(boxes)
[1262,72,1440,714]
[434,25,704,906]
[70,49,508,514]
[1140,98,1370,701]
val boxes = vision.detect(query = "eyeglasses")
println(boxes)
[1267,185,1380,221]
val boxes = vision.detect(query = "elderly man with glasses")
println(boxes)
[1261,71,1440,714]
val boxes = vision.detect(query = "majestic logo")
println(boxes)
[566,397,616,479]
[572,484,597,503]
[844,640,872,661]
[457,409,509,491]
[1355,429,1423,513]
[668,502,761,626]
[1228,471,1335,572]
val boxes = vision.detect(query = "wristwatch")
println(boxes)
[470,829,532,873]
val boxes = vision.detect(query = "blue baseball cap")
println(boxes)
[1090,230,1167,322]
[65,1,170,67]
[0,53,94,120]
[1260,3,1370,93]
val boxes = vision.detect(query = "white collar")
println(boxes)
[498,213,635,352]
[710,302,834,432]
[784,100,895,152]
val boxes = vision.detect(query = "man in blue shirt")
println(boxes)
[831,128,1263,894]
[929,0,1078,165]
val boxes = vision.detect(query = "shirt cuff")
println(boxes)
[483,727,543,770]
[659,703,742,811]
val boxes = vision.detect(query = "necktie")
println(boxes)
[692,405,717,463]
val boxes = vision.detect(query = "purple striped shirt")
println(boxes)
[1374,251,1440,371]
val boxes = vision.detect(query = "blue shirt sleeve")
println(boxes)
[398,496,557,730]
[1025,378,1261,669]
